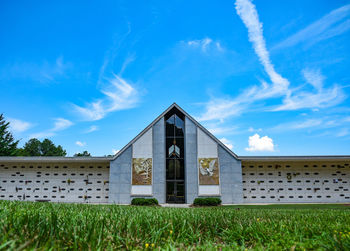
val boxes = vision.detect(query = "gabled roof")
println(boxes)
[113,102,239,160]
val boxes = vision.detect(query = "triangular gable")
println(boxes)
[113,103,239,160]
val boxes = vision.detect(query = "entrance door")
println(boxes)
[166,159,185,203]
[165,109,185,203]
[166,181,185,203]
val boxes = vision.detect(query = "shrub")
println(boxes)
[131,198,159,206]
[193,197,221,206]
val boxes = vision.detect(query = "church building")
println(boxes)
[0,103,349,204]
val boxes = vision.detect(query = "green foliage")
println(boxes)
[0,201,350,250]
[74,151,91,157]
[193,197,222,206]
[0,114,69,156]
[21,138,41,156]
[131,198,159,206]
[18,138,66,156]
[0,114,19,156]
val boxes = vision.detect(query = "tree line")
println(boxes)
[0,114,90,157]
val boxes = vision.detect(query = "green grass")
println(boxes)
[0,201,350,250]
[225,203,350,210]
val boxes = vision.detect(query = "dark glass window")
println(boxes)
[166,138,184,158]
[175,115,184,137]
[166,117,175,137]
[175,159,184,179]
[166,159,184,180]
[166,159,175,179]
[165,107,185,203]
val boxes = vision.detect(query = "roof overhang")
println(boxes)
[239,156,350,162]
[0,157,111,163]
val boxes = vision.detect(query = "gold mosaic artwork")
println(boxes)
[132,158,152,185]
[198,158,219,185]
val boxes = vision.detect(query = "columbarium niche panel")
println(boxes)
[242,161,350,203]
[197,128,220,195]
[131,128,153,195]
[0,162,110,203]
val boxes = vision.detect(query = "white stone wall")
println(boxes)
[242,161,350,203]
[133,129,153,159]
[197,128,220,195]
[0,162,110,203]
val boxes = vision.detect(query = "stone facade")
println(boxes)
[0,104,349,204]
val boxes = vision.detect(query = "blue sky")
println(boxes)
[1,0,349,156]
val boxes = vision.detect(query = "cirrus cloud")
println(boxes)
[8,118,33,133]
[73,75,139,121]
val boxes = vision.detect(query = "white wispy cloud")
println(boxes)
[29,118,73,139]
[248,127,262,132]
[336,128,349,137]
[273,4,350,50]
[84,125,99,134]
[207,124,239,135]
[197,97,248,122]
[119,54,136,75]
[75,141,86,147]
[198,0,290,122]
[198,0,346,122]
[235,0,290,96]
[73,75,139,121]
[112,149,120,155]
[273,69,345,111]
[245,133,275,152]
[272,119,323,132]
[52,118,73,131]
[272,114,350,133]
[186,38,223,52]
[0,56,70,83]
[219,137,234,150]
[8,118,33,133]
[29,131,56,139]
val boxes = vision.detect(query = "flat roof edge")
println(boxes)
[0,157,112,162]
[239,155,350,161]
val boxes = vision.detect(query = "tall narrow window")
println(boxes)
[165,108,185,203]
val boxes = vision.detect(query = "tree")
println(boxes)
[19,138,67,156]
[74,151,91,157]
[22,138,41,156]
[41,139,66,156]
[0,114,19,156]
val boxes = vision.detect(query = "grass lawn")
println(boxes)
[0,201,349,250]
[225,203,350,209]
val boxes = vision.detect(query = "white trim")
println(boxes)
[131,185,152,195]
[198,185,220,195]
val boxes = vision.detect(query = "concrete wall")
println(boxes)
[153,118,166,203]
[218,146,243,204]
[242,160,350,203]
[185,117,198,204]
[0,161,110,203]
[109,146,132,204]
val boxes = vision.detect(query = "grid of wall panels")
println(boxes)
[0,162,110,203]
[242,161,350,203]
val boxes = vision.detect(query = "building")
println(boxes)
[0,103,349,204]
